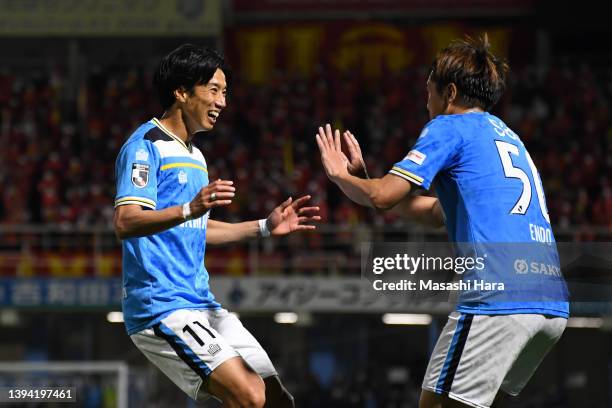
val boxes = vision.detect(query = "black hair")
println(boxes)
[429,34,509,110]
[154,44,229,110]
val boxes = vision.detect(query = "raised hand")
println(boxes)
[266,195,321,236]
[189,179,235,218]
[316,123,350,181]
[343,130,367,176]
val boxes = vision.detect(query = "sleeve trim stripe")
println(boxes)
[390,167,424,182]
[389,169,423,186]
[116,196,155,206]
[115,200,156,210]
[115,197,156,209]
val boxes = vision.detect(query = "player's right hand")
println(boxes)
[316,124,350,181]
[189,179,235,217]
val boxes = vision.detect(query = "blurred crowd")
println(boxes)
[0,60,610,236]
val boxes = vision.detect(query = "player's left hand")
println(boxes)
[316,124,350,181]
[266,195,321,236]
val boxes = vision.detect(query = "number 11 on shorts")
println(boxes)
[183,321,216,346]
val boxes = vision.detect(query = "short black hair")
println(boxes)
[154,44,229,110]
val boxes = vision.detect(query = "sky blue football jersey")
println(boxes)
[390,112,569,317]
[115,118,220,335]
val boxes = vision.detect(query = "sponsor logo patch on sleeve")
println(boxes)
[131,163,150,188]
[404,149,427,165]
[135,148,149,161]
[178,170,188,184]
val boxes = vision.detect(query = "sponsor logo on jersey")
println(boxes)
[514,259,529,274]
[135,148,149,161]
[178,170,188,184]
[405,149,426,165]
[131,163,150,188]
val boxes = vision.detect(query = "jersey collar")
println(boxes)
[151,118,193,153]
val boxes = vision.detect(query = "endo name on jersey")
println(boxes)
[390,112,569,317]
[115,118,220,335]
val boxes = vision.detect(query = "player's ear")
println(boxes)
[446,83,458,105]
[174,87,189,104]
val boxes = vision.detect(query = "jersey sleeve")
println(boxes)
[114,139,160,210]
[389,119,462,190]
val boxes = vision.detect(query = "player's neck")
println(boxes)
[447,105,484,115]
[158,110,192,144]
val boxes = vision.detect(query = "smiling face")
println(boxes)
[180,68,227,132]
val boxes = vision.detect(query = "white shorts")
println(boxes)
[422,312,567,408]
[131,308,277,401]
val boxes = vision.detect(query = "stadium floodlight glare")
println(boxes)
[274,312,298,324]
[566,317,603,329]
[382,313,432,325]
[0,309,20,327]
[106,311,124,323]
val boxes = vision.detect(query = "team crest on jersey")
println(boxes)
[178,170,188,184]
[131,163,150,188]
[135,148,149,161]
[405,149,427,165]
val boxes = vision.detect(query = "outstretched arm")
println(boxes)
[205,219,261,245]
[316,124,411,209]
[316,125,445,227]
[333,172,413,210]
[206,196,320,245]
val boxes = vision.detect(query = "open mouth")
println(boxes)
[207,111,220,123]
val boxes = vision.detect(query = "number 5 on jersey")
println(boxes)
[495,140,550,224]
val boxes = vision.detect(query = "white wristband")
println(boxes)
[182,203,193,221]
[258,218,270,237]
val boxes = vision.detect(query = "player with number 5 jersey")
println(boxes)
[390,111,568,317]
[316,34,568,408]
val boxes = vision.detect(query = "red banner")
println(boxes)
[224,22,531,84]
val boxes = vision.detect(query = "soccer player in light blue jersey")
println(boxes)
[114,44,319,408]
[316,35,568,408]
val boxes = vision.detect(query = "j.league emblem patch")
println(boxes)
[131,163,150,188]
